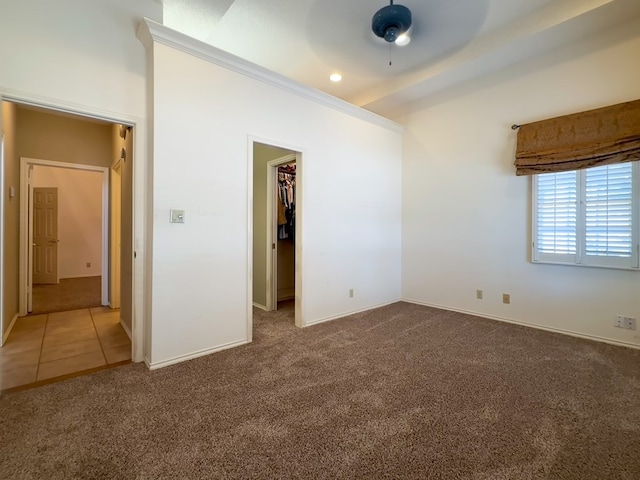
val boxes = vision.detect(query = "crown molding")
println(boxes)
[136,18,404,134]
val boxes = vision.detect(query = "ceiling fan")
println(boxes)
[372,0,413,47]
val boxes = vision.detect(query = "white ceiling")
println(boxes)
[162,0,640,117]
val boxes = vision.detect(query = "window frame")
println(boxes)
[531,161,640,270]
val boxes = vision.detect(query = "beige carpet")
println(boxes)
[1,302,639,479]
[31,276,102,314]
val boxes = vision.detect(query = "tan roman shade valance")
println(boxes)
[514,99,640,176]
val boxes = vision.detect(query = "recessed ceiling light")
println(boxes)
[329,73,342,82]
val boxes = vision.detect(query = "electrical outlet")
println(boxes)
[86,262,91,268]
[349,289,354,298]
[476,290,483,300]
[614,316,637,330]
[624,317,637,330]
[502,294,510,304]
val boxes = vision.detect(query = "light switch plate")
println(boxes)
[170,209,185,224]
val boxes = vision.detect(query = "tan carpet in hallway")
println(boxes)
[0,302,639,479]
[31,276,102,315]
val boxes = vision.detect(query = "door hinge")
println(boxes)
[272,243,276,250]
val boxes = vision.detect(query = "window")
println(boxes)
[532,161,639,269]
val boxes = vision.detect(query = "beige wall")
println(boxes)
[252,143,294,308]
[111,124,134,333]
[16,108,113,167]
[2,101,19,338]
[31,166,104,278]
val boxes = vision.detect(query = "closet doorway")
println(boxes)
[251,142,301,327]
[269,157,296,310]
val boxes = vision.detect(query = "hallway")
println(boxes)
[0,307,131,392]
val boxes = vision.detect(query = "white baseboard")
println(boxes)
[147,339,248,370]
[1,313,19,346]
[252,302,268,311]
[304,299,401,328]
[120,318,132,340]
[402,298,640,351]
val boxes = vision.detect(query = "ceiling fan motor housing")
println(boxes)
[372,3,412,43]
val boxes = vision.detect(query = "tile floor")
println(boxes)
[0,307,131,391]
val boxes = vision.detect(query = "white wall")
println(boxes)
[32,166,104,279]
[146,33,403,366]
[401,18,640,348]
[0,0,161,119]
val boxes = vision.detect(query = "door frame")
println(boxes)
[20,158,110,313]
[0,91,147,363]
[0,131,5,345]
[110,158,122,309]
[266,154,297,311]
[247,137,304,343]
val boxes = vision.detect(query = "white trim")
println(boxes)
[304,300,401,328]
[1,90,147,365]
[246,138,254,344]
[252,302,268,311]
[19,158,110,312]
[110,158,122,309]
[2,314,19,346]
[290,152,304,329]
[0,131,4,344]
[402,298,640,351]
[147,339,248,370]
[120,317,132,341]
[0,89,135,127]
[137,18,405,135]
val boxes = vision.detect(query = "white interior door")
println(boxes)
[32,187,58,285]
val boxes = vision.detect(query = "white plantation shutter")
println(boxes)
[536,171,577,256]
[533,161,639,269]
[584,163,633,258]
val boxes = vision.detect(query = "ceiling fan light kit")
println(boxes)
[372,0,412,46]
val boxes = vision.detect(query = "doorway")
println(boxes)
[21,159,109,315]
[251,141,302,333]
[269,157,296,311]
[0,98,139,389]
